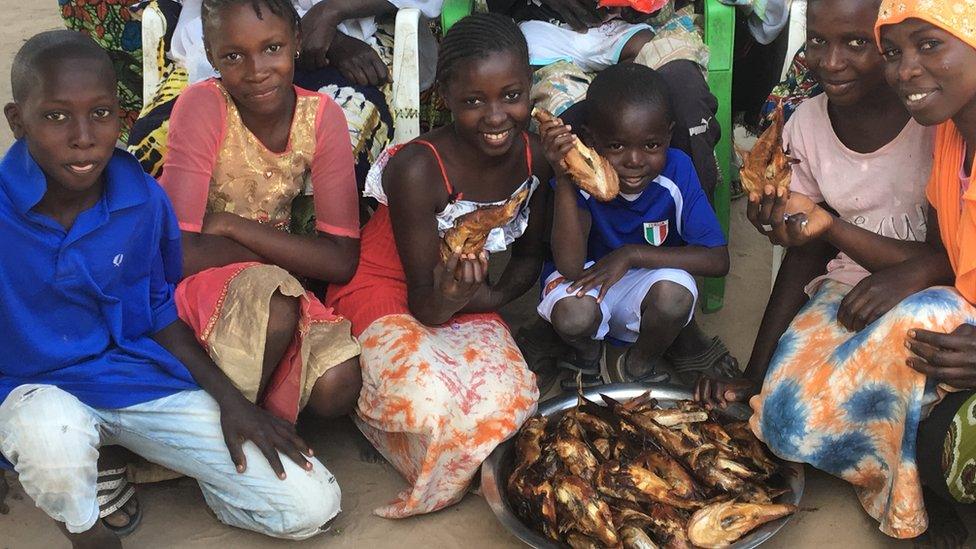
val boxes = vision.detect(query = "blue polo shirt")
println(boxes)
[576,148,726,260]
[0,140,199,411]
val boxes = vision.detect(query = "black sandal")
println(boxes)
[665,336,740,385]
[554,344,603,376]
[558,371,606,392]
[97,467,142,537]
[607,349,672,384]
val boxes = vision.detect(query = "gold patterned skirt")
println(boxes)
[175,262,361,423]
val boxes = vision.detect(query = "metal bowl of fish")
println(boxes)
[481,383,804,549]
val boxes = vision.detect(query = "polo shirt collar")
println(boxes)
[0,139,149,215]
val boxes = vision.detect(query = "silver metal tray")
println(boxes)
[481,383,804,549]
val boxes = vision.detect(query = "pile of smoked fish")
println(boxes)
[506,393,797,549]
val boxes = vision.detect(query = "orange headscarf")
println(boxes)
[875,0,976,303]
[874,0,976,51]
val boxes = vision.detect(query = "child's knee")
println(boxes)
[266,291,300,337]
[1,385,98,461]
[551,297,602,338]
[642,281,695,323]
[0,385,100,531]
[242,460,341,540]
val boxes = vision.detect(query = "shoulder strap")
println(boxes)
[398,140,461,202]
[522,131,533,176]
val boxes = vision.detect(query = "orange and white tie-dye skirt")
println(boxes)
[355,314,539,518]
[750,280,976,538]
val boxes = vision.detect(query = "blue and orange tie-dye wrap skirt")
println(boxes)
[750,280,976,538]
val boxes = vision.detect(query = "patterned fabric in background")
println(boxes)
[529,4,706,118]
[128,20,398,189]
[127,65,188,178]
[750,280,976,538]
[59,0,145,141]
[946,392,976,503]
[759,45,822,131]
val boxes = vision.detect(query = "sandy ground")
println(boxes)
[1,3,974,548]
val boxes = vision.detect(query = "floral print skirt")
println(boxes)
[355,314,539,518]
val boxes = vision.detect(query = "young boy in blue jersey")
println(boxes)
[0,31,340,548]
[538,63,729,386]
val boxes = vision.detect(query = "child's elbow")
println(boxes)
[313,238,360,283]
[709,247,731,277]
[407,301,446,327]
[552,253,585,281]
[330,259,358,284]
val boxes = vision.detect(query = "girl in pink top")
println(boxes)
[160,0,362,423]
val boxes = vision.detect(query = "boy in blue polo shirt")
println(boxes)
[0,31,339,548]
[537,63,729,386]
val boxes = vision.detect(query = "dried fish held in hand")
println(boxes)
[738,105,796,196]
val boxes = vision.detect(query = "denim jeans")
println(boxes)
[0,385,340,539]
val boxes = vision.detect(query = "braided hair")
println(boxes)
[201,0,301,43]
[435,13,529,88]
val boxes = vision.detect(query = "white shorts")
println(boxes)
[519,20,653,73]
[537,264,697,343]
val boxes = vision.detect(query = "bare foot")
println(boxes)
[102,497,140,531]
[915,486,969,549]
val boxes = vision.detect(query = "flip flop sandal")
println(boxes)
[558,371,606,392]
[97,467,142,538]
[665,336,741,385]
[607,349,672,384]
[554,344,604,377]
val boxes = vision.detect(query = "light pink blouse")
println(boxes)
[160,79,360,239]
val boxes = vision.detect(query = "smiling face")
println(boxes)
[440,50,532,158]
[881,18,976,126]
[586,102,672,195]
[4,57,120,198]
[804,0,887,106]
[204,1,299,117]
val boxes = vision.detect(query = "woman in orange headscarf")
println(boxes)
[876,0,976,545]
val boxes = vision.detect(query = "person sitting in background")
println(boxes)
[129,0,441,184]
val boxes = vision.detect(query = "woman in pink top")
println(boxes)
[160,0,362,424]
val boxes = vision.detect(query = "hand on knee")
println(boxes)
[256,460,341,539]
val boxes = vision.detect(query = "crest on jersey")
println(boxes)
[643,220,669,246]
